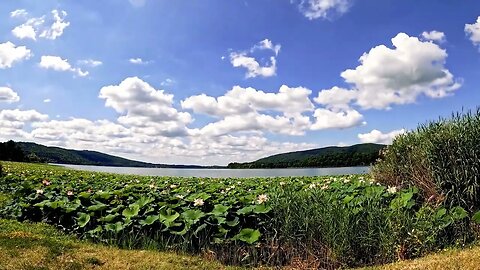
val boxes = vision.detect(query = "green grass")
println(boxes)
[0,219,244,270]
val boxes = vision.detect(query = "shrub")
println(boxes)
[373,108,480,210]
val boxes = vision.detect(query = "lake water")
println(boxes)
[58,164,370,178]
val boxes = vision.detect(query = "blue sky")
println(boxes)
[1,0,480,165]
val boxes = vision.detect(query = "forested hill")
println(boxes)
[227,143,385,169]
[14,142,204,168]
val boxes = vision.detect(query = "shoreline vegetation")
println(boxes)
[1,108,480,269]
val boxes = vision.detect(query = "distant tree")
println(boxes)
[0,140,26,162]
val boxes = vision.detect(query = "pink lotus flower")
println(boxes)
[67,191,74,196]
[42,179,51,186]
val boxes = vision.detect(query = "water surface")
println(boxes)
[58,164,370,178]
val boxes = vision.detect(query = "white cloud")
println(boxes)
[0,42,32,69]
[311,108,364,130]
[78,59,103,67]
[296,0,352,20]
[182,85,313,117]
[12,22,38,40]
[314,86,356,110]
[43,99,51,103]
[0,109,48,123]
[182,85,313,136]
[358,129,405,144]
[10,9,28,18]
[129,58,150,65]
[39,10,70,40]
[318,33,460,110]
[230,39,281,78]
[0,87,20,103]
[99,77,191,137]
[465,16,480,48]
[10,10,69,41]
[39,55,89,77]
[421,30,446,43]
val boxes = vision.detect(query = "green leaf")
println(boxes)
[99,214,118,223]
[472,211,480,224]
[211,204,229,216]
[33,200,50,208]
[122,204,140,218]
[87,202,108,212]
[105,222,124,233]
[253,204,271,214]
[234,228,261,244]
[237,205,255,215]
[77,213,91,228]
[139,215,159,226]
[135,197,154,209]
[451,206,468,220]
[159,208,180,228]
[182,209,205,225]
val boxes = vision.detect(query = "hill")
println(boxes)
[16,142,204,168]
[228,143,385,169]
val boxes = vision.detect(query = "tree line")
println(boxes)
[0,140,42,162]
[228,152,380,169]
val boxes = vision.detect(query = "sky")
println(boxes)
[1,0,480,166]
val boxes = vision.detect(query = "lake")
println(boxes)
[58,164,370,178]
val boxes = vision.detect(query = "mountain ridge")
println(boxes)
[16,142,210,168]
[227,143,385,169]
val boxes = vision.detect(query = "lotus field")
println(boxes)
[1,162,478,268]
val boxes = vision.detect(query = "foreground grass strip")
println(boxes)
[359,246,480,270]
[0,219,243,270]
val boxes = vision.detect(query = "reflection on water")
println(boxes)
[58,164,370,178]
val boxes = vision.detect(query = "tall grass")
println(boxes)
[373,108,480,210]
[267,181,470,269]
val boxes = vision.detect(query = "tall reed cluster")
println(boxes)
[373,108,480,210]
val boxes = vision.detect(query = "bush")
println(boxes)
[373,108,480,211]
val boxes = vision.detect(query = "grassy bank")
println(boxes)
[0,218,242,270]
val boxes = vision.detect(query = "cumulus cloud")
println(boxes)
[39,55,89,77]
[296,0,352,20]
[421,30,446,43]
[230,39,281,78]
[12,17,44,40]
[0,87,20,103]
[99,77,191,137]
[182,85,313,117]
[465,16,480,48]
[314,86,356,110]
[0,42,32,69]
[182,85,313,136]
[316,33,460,110]
[10,9,69,41]
[0,109,48,123]
[311,108,364,130]
[0,109,49,141]
[358,129,405,144]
